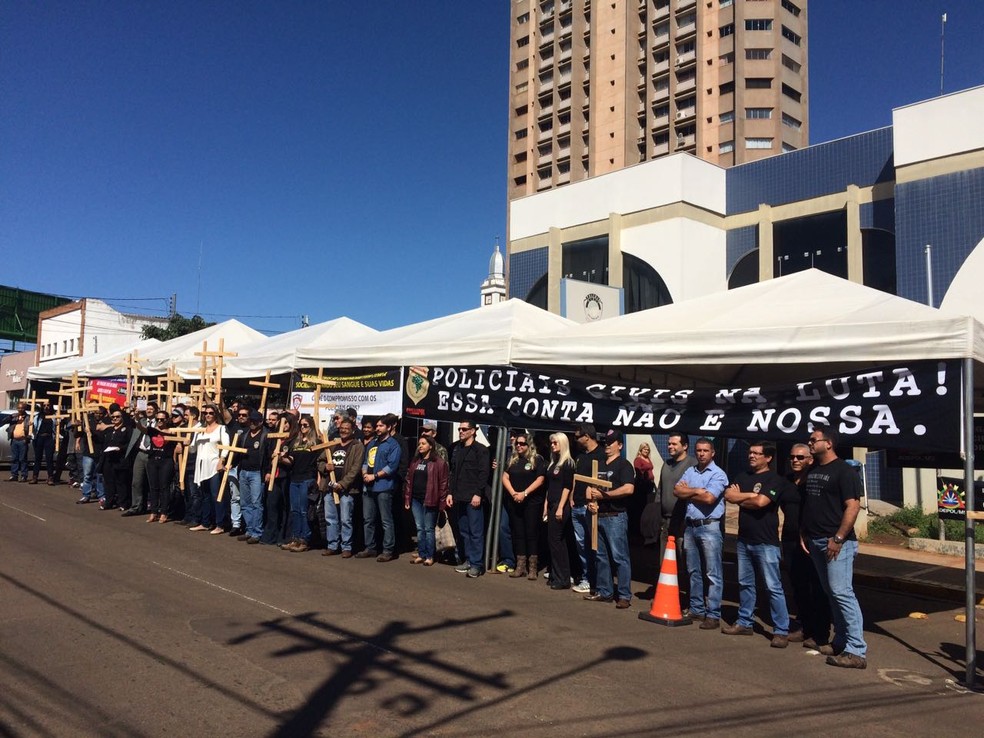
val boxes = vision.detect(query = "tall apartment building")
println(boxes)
[508,0,809,200]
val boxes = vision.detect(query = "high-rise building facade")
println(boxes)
[508,0,809,200]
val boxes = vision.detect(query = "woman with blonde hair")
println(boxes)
[544,432,575,591]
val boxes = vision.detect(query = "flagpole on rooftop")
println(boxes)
[940,12,947,96]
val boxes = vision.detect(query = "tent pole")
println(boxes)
[962,357,977,688]
[485,425,509,572]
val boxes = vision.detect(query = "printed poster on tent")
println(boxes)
[293,368,403,434]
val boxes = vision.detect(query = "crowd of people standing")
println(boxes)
[4,398,867,669]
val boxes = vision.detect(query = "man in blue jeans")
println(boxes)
[582,430,635,609]
[571,424,605,593]
[802,427,867,669]
[359,415,402,562]
[675,437,729,630]
[723,441,794,647]
[448,421,490,578]
[234,411,269,544]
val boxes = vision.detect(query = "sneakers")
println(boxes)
[583,593,614,602]
[571,580,591,593]
[454,562,472,573]
[826,652,867,669]
[771,635,789,649]
[76,497,91,505]
[721,622,754,636]
[465,567,483,578]
[495,562,516,574]
[683,610,705,623]
[699,618,721,631]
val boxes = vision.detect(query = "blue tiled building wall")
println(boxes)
[726,225,758,275]
[726,127,895,215]
[860,197,896,232]
[895,167,984,305]
[509,246,548,301]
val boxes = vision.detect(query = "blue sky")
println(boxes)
[2,1,982,334]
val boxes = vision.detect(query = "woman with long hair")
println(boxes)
[140,409,181,523]
[190,403,230,534]
[544,432,575,590]
[403,435,449,566]
[261,412,296,546]
[280,414,323,552]
[502,430,547,580]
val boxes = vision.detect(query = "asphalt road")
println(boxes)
[1,480,982,737]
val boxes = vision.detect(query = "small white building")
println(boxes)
[480,242,507,307]
[36,298,169,364]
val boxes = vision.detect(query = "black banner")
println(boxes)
[887,418,984,469]
[403,361,961,451]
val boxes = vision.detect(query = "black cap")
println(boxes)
[602,429,622,446]
[575,423,597,439]
[249,410,264,423]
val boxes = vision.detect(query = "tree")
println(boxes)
[142,313,215,341]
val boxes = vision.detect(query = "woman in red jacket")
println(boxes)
[403,435,448,566]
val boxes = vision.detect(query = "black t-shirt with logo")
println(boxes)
[412,459,429,500]
[546,460,574,504]
[506,455,547,498]
[802,458,863,541]
[732,469,793,546]
[596,456,635,514]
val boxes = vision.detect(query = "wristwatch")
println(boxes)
[833,534,846,544]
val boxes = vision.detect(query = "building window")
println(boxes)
[782,112,802,129]
[782,83,802,102]
[745,137,773,149]
[781,54,801,73]
[719,110,735,123]
[745,107,773,119]
[720,0,734,7]
[745,19,773,31]
[516,104,528,116]
[781,0,802,18]
[517,12,530,24]
[516,81,529,93]
[719,23,734,38]
[517,59,529,71]
[514,175,527,186]
[517,35,530,48]
[781,142,797,152]
[719,81,735,94]
[746,77,772,89]
[515,128,528,140]
[746,48,772,60]
[514,151,528,163]
[720,140,734,153]
[719,51,734,65]
[782,26,801,45]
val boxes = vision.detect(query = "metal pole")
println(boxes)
[925,245,934,307]
[962,357,976,688]
[485,426,509,571]
[940,13,947,96]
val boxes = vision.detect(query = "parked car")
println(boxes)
[0,411,34,469]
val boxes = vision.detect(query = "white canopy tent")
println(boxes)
[297,299,576,369]
[27,338,162,381]
[134,319,266,377]
[222,317,377,379]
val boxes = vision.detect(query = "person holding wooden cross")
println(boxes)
[29,402,57,485]
[233,410,272,544]
[674,437,729,630]
[570,424,606,594]
[189,406,231,534]
[581,430,636,608]
[75,406,108,503]
[138,409,182,523]
[280,414,324,553]
[319,417,365,558]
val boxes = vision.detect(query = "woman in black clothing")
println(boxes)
[502,430,547,580]
[544,432,575,591]
[280,414,324,553]
[139,410,181,523]
[98,409,131,511]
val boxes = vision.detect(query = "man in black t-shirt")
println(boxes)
[723,441,793,647]
[802,427,867,670]
[583,430,635,608]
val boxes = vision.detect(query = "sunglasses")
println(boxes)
[300,423,311,427]
[789,454,809,460]
[515,441,528,447]
[203,411,216,416]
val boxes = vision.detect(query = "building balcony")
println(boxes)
[675,0,696,11]
[651,114,669,130]
[653,85,670,101]
[675,52,696,66]
[674,78,696,95]
[674,107,696,122]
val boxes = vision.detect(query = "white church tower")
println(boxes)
[480,240,507,306]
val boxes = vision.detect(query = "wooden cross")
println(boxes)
[173,416,199,491]
[215,438,248,503]
[311,438,343,504]
[23,391,43,436]
[49,408,70,455]
[310,368,326,434]
[248,371,280,415]
[116,350,145,405]
[161,364,184,411]
[194,339,237,404]
[573,461,613,552]
[266,418,291,491]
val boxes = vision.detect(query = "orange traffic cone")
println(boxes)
[639,535,692,627]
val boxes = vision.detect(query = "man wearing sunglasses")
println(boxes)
[448,422,490,578]
[801,427,867,669]
[781,443,830,650]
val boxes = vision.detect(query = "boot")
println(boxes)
[510,555,527,578]
[527,555,539,581]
